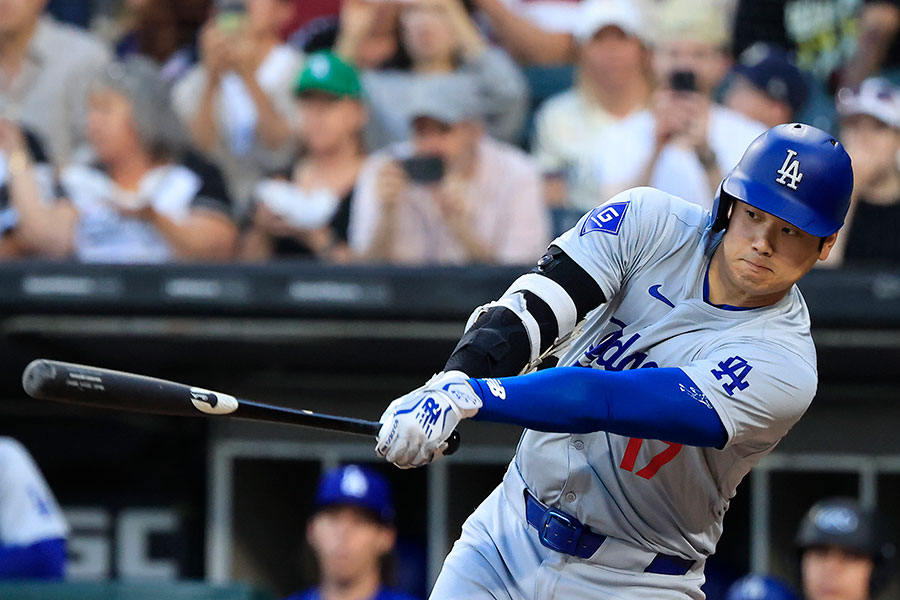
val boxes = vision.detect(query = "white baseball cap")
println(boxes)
[574,0,646,45]
[836,77,900,130]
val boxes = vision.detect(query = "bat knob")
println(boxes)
[444,430,461,456]
[22,359,55,399]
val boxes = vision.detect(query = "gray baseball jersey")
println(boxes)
[510,186,817,561]
[0,437,68,547]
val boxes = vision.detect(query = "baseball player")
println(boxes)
[725,574,798,600]
[796,498,896,600]
[374,123,854,599]
[284,464,419,600]
[0,437,68,579]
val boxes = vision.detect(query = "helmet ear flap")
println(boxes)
[711,183,735,232]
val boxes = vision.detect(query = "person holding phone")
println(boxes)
[172,0,304,215]
[348,77,549,265]
[336,0,529,150]
[587,0,766,210]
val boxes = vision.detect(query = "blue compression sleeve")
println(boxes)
[0,538,66,579]
[468,367,728,448]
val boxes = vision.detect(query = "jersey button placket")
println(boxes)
[573,440,584,451]
[565,491,577,503]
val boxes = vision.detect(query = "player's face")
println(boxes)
[307,505,395,585]
[715,201,836,306]
[802,545,873,600]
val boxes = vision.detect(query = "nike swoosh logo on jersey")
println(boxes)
[648,285,675,308]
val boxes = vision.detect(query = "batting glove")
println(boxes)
[375,371,482,469]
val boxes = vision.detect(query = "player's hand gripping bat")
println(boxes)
[21,359,461,455]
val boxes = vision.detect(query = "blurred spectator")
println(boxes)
[724,43,810,128]
[284,0,341,39]
[337,0,528,149]
[725,574,799,600]
[732,0,900,91]
[468,0,582,64]
[172,0,304,214]
[0,437,68,580]
[530,0,650,210]
[823,77,900,268]
[4,57,237,262]
[796,497,896,600]
[241,52,366,262]
[114,0,212,84]
[0,125,57,258]
[283,464,418,600]
[588,0,766,210]
[841,1,900,88]
[0,0,110,168]
[349,78,549,264]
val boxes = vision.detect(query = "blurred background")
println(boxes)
[0,0,899,599]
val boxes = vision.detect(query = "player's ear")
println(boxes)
[306,519,320,549]
[817,232,838,260]
[376,523,397,554]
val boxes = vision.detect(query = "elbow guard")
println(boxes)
[446,246,606,376]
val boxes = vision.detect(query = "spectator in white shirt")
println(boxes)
[531,0,651,211]
[172,0,304,214]
[3,57,238,263]
[588,0,766,210]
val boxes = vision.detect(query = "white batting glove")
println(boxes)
[375,371,482,469]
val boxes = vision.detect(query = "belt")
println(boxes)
[523,490,695,576]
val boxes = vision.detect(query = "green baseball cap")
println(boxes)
[294,52,362,99]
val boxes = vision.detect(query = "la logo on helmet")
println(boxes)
[775,149,803,190]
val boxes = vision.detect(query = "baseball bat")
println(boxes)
[21,359,461,455]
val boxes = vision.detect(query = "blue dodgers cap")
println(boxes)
[313,464,395,523]
[725,574,799,600]
[733,42,809,113]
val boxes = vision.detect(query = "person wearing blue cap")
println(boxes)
[283,464,419,600]
[724,43,810,129]
[725,574,799,600]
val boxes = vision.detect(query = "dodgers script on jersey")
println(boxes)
[510,187,817,561]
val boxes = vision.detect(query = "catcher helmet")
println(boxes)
[796,498,897,596]
[710,123,853,237]
[725,574,799,600]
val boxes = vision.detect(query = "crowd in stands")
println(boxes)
[0,0,899,267]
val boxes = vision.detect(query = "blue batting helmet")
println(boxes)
[710,123,853,237]
[725,574,799,600]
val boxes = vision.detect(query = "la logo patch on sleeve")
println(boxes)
[581,201,630,236]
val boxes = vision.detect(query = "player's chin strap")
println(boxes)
[708,181,734,233]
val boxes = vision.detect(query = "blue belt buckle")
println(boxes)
[539,508,582,555]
